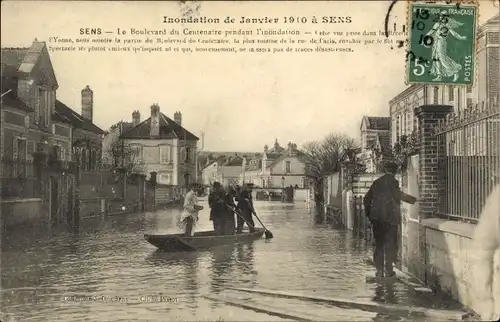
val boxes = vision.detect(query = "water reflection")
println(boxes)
[145,250,200,312]
[372,283,397,304]
[1,201,463,321]
[209,246,236,294]
[235,243,257,287]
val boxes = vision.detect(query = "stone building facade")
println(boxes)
[119,105,199,186]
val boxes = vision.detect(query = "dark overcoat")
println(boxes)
[208,190,226,221]
[363,173,402,224]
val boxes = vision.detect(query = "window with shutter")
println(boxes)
[35,88,40,123]
[160,145,170,164]
[181,148,186,163]
[457,88,462,110]
[12,137,18,159]
[448,86,454,101]
[45,91,50,127]
[285,161,291,173]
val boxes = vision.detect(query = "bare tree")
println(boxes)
[302,132,358,204]
[303,133,358,181]
[107,135,146,174]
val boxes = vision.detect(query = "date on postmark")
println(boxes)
[406,1,477,86]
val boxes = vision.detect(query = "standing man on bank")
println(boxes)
[363,161,417,278]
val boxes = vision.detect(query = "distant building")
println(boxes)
[241,139,308,188]
[201,155,244,186]
[197,151,257,182]
[357,116,391,173]
[118,105,199,186]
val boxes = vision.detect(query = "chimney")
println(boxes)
[81,85,93,121]
[174,111,182,126]
[132,110,141,126]
[150,104,160,137]
[264,144,268,153]
[288,142,294,156]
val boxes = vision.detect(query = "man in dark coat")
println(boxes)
[236,183,256,233]
[363,161,417,278]
[223,186,237,235]
[208,182,226,235]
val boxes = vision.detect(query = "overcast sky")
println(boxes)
[1,1,496,151]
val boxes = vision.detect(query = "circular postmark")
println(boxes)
[384,0,400,38]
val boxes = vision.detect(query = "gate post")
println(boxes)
[410,104,453,282]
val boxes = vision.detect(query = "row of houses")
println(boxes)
[199,139,309,189]
[1,40,107,227]
[1,39,203,228]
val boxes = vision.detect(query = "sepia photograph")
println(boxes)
[1,0,499,321]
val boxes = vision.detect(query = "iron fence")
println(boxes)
[0,157,39,199]
[435,97,500,222]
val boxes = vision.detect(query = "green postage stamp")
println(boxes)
[406,1,478,86]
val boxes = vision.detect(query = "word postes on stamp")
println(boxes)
[407,1,477,86]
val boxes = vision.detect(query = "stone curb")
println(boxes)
[363,257,476,320]
[229,287,469,320]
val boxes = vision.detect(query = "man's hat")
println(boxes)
[245,183,254,187]
[213,181,221,188]
[384,161,398,174]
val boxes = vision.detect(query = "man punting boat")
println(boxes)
[208,182,226,235]
[235,183,256,233]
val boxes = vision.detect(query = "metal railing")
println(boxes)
[435,97,500,222]
[0,157,39,199]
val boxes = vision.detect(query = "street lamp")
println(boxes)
[281,176,285,202]
[195,131,204,183]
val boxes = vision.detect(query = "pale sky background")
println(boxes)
[1,1,497,151]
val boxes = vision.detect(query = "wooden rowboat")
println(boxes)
[144,228,265,252]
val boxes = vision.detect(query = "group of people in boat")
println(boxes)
[178,182,257,236]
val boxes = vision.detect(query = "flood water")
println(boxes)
[1,200,462,321]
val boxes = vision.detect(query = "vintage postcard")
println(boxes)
[1,1,499,321]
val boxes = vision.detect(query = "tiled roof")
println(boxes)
[1,48,29,68]
[55,100,104,134]
[121,112,199,140]
[366,116,391,130]
[223,156,243,166]
[265,152,282,160]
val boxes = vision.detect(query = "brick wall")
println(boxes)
[415,105,454,219]
[487,40,499,101]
